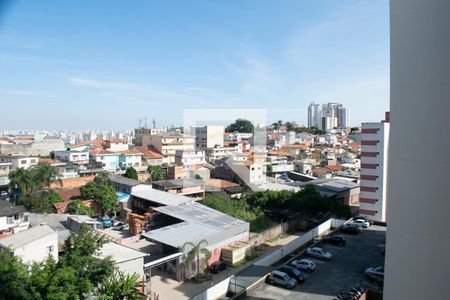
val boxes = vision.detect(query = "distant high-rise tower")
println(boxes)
[307,102,322,128]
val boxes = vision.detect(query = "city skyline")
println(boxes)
[0,0,389,130]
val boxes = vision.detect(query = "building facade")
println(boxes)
[359,112,390,222]
[194,125,224,151]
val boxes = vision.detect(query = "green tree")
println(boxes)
[32,163,59,189]
[124,167,138,180]
[183,239,211,281]
[8,167,35,196]
[0,250,34,300]
[80,180,117,215]
[147,165,165,181]
[16,190,62,213]
[68,200,94,216]
[225,119,254,133]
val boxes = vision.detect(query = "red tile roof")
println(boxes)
[205,179,239,189]
[134,146,164,159]
[89,149,115,155]
[118,149,143,155]
[108,138,128,143]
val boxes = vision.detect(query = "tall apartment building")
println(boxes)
[307,102,322,128]
[194,125,224,151]
[142,132,195,164]
[359,112,390,222]
[308,102,348,130]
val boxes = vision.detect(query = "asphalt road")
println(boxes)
[245,225,386,300]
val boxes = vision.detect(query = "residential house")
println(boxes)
[135,146,166,166]
[0,155,38,170]
[0,200,29,235]
[0,162,11,188]
[89,149,120,172]
[54,150,90,170]
[104,139,129,152]
[118,149,144,171]
[0,224,58,264]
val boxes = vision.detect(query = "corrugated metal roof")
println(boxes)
[0,224,55,250]
[131,185,193,206]
[142,202,249,249]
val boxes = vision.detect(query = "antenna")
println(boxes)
[144,117,148,128]
[139,118,142,128]
[152,119,156,129]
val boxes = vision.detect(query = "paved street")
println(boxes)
[245,225,386,300]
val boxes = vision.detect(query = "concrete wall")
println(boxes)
[254,218,346,267]
[191,275,232,300]
[385,1,450,299]
[248,222,288,246]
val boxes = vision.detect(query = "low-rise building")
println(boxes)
[54,150,90,170]
[0,200,29,235]
[152,179,205,198]
[104,139,129,152]
[0,224,58,264]
[0,155,38,170]
[0,162,11,188]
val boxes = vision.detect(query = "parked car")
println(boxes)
[365,266,384,280]
[209,261,228,274]
[277,265,305,283]
[291,259,316,272]
[350,219,370,228]
[324,235,346,246]
[306,247,332,260]
[267,270,297,289]
[113,222,128,231]
[97,217,112,228]
[341,224,363,235]
[0,191,8,197]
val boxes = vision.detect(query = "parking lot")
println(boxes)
[245,225,386,300]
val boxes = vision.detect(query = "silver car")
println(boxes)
[306,247,332,260]
[267,270,297,289]
[291,259,316,272]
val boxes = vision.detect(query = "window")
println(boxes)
[47,245,54,253]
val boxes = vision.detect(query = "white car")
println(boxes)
[306,247,332,260]
[291,259,316,272]
[352,219,370,228]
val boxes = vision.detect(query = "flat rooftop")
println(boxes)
[142,202,249,249]
[98,242,148,263]
[153,179,204,189]
[131,185,193,206]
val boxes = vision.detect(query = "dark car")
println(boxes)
[277,265,305,283]
[324,235,346,246]
[209,261,227,274]
[340,225,363,235]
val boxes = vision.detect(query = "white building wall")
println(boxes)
[12,231,58,264]
[385,1,450,299]
[359,120,389,222]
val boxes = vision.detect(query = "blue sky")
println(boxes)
[0,0,389,130]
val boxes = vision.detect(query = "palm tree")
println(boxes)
[8,168,35,196]
[99,270,145,299]
[183,240,211,281]
[32,163,59,189]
